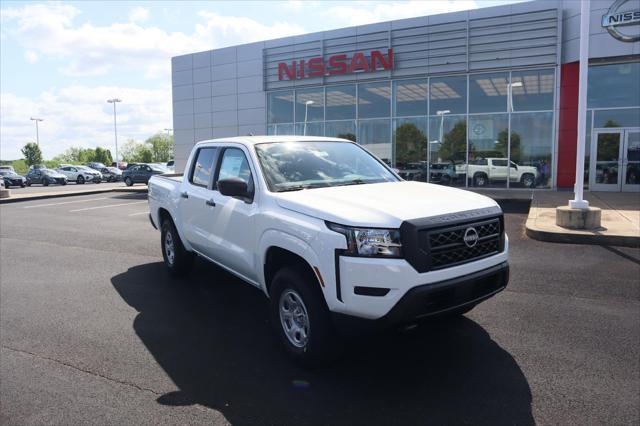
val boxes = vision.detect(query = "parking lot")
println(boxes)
[1,192,638,425]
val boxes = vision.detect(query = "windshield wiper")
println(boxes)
[335,179,369,187]
[277,183,328,192]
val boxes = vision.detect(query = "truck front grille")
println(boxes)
[426,217,502,270]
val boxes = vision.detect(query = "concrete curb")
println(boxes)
[0,187,147,204]
[525,223,640,247]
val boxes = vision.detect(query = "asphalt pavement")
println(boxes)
[0,193,638,425]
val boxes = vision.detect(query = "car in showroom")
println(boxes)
[99,166,122,182]
[0,169,27,188]
[25,168,68,186]
[56,165,102,184]
[148,136,509,365]
[122,163,166,186]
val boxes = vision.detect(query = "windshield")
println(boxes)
[149,164,166,172]
[107,167,120,173]
[0,170,14,176]
[254,141,399,192]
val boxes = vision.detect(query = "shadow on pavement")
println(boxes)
[112,260,533,425]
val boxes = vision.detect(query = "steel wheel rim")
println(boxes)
[279,289,310,348]
[164,230,175,266]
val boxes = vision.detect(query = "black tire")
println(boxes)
[26,181,31,187]
[160,219,193,276]
[124,177,133,187]
[21,184,25,188]
[269,265,339,366]
[473,173,488,187]
[520,173,535,188]
[108,176,114,183]
[62,181,67,186]
[43,179,49,187]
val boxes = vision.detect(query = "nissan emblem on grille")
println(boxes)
[463,227,479,248]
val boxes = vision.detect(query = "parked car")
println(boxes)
[0,165,16,173]
[0,170,26,188]
[122,163,166,186]
[148,136,509,365]
[25,168,68,186]
[111,161,128,170]
[429,162,459,185]
[100,167,122,182]
[56,165,101,184]
[86,162,107,171]
[457,158,538,188]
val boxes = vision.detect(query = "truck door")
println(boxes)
[490,159,509,181]
[177,147,219,256]
[206,146,259,283]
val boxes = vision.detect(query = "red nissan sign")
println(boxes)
[278,49,393,81]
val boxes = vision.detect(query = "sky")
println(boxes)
[0,0,525,160]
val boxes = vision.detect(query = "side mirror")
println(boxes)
[218,177,251,200]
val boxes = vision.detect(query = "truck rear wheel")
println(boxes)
[521,173,535,188]
[161,219,193,276]
[269,265,339,366]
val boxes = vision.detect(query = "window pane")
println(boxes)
[358,81,391,118]
[267,125,275,135]
[358,119,391,164]
[467,114,509,188]
[190,148,216,187]
[393,117,428,181]
[217,148,254,192]
[325,120,356,141]
[584,111,592,188]
[510,112,553,188]
[594,108,640,128]
[267,90,294,123]
[588,62,640,109]
[469,72,508,113]
[326,85,356,120]
[295,88,324,122]
[294,122,324,136]
[430,76,467,114]
[274,123,294,135]
[394,79,428,117]
[428,115,466,187]
[511,68,554,111]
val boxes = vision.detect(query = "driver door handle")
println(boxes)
[180,191,189,199]
[206,199,216,207]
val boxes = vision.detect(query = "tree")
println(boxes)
[337,133,356,142]
[437,120,469,163]
[93,147,113,165]
[495,129,521,162]
[120,139,140,163]
[395,123,427,166]
[21,143,43,167]
[145,133,174,162]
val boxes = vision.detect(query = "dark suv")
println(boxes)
[122,163,165,186]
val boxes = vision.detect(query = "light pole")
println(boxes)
[507,81,523,113]
[303,100,314,136]
[30,117,43,145]
[436,110,450,145]
[107,98,122,164]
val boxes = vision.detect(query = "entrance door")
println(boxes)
[591,129,640,192]
[622,130,640,192]
[591,130,623,191]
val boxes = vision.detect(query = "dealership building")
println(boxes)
[171,0,640,191]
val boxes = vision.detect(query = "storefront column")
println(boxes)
[557,62,579,189]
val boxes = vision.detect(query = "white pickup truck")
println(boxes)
[459,158,538,188]
[148,136,509,365]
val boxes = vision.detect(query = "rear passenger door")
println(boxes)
[178,147,218,256]
[205,146,259,282]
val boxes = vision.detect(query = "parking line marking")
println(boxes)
[70,201,147,212]
[128,211,149,216]
[23,197,109,209]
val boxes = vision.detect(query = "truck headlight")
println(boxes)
[326,222,402,257]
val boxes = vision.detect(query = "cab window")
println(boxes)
[216,148,254,193]
[492,159,508,167]
[189,148,217,188]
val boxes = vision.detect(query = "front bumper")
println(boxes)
[332,261,509,331]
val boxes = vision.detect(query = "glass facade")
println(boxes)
[267,68,556,189]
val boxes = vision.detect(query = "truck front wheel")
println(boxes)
[473,173,488,187]
[269,265,339,366]
[161,219,193,276]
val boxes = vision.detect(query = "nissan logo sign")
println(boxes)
[602,0,640,42]
[463,227,479,248]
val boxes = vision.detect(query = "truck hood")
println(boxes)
[274,181,500,228]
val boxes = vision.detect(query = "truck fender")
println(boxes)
[257,229,322,296]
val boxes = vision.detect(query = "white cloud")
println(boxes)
[0,3,305,80]
[24,50,38,63]
[0,85,171,160]
[128,6,149,23]
[326,0,479,26]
